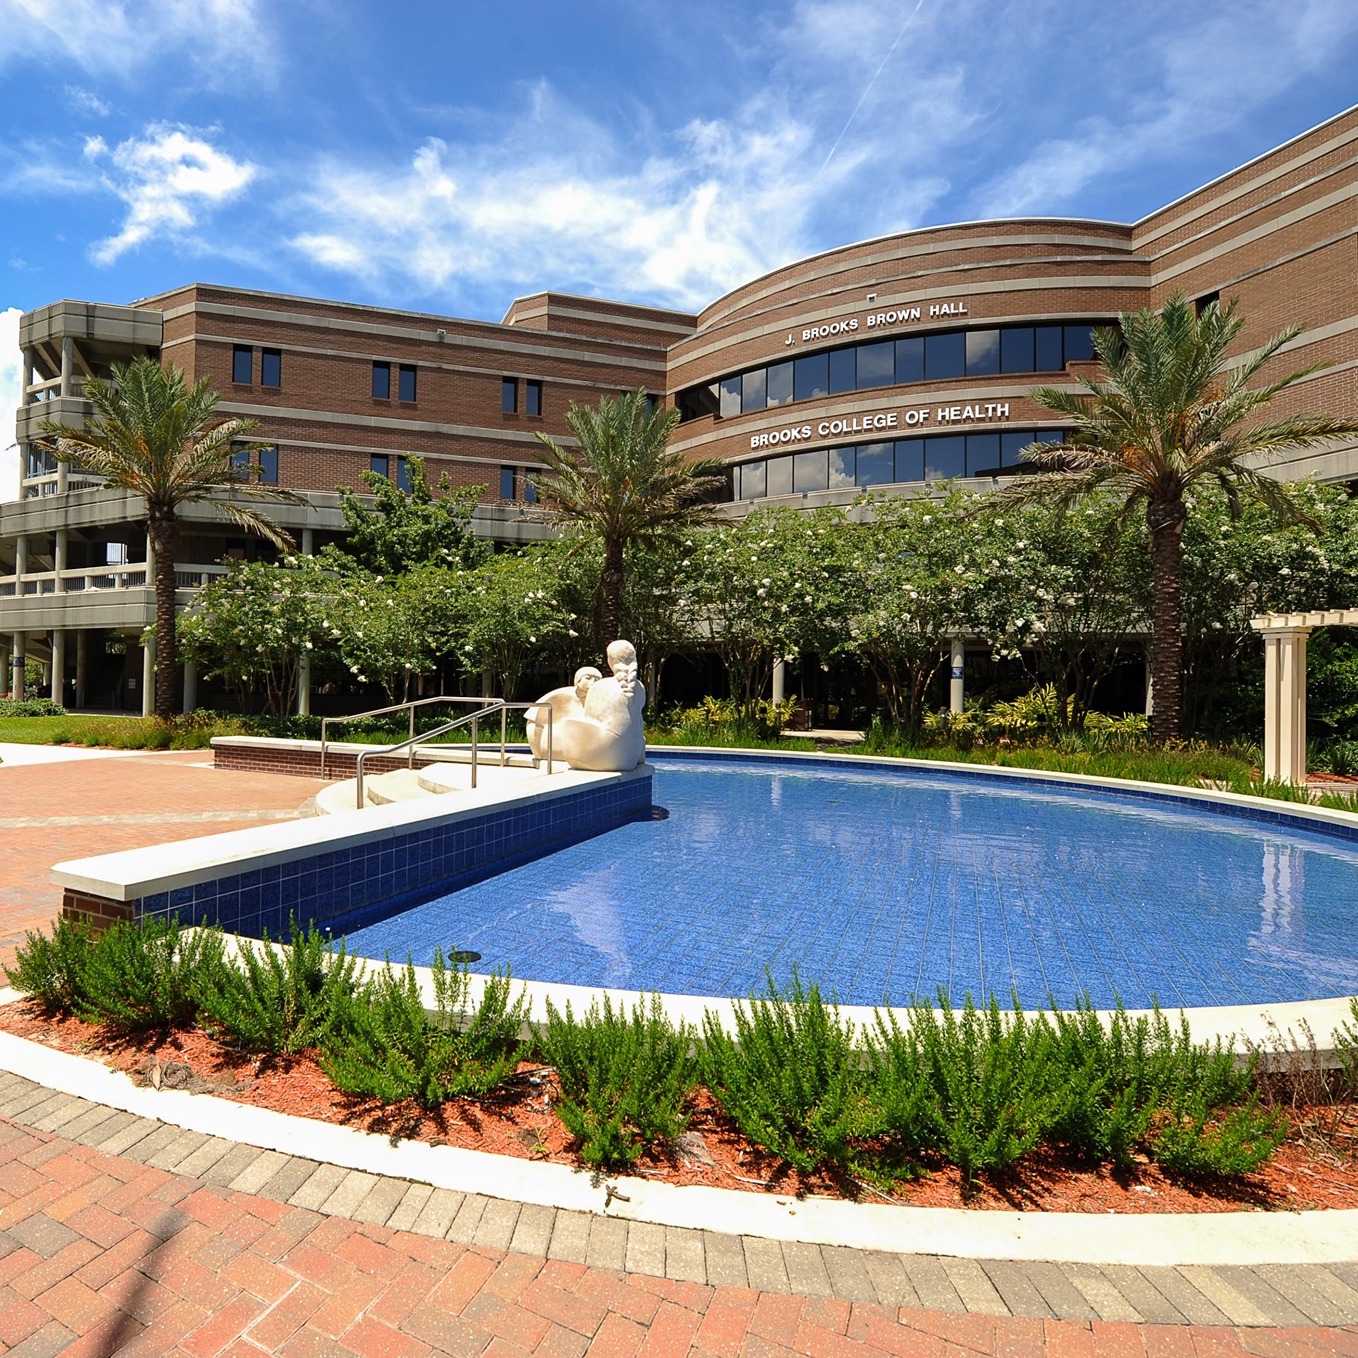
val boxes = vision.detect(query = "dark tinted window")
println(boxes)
[523,473,538,504]
[372,362,390,399]
[925,435,966,480]
[828,348,856,394]
[679,382,719,420]
[398,365,416,402]
[257,446,278,484]
[856,442,893,486]
[766,361,793,407]
[1034,326,1064,371]
[1000,328,1034,374]
[502,377,517,413]
[741,367,766,414]
[230,446,251,473]
[965,329,1000,377]
[526,379,542,416]
[794,450,828,492]
[719,375,741,418]
[370,454,390,479]
[232,346,252,384]
[261,349,281,388]
[766,456,793,496]
[499,467,515,499]
[966,433,1000,477]
[895,336,924,383]
[925,331,965,380]
[793,353,829,401]
[1001,431,1033,467]
[857,341,894,388]
[739,461,766,499]
[395,457,411,493]
[1064,325,1095,362]
[828,445,856,488]
[895,439,924,483]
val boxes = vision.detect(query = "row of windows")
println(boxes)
[230,445,279,484]
[372,362,418,402]
[732,428,1069,500]
[502,377,543,416]
[677,323,1103,422]
[232,345,282,388]
[369,453,412,491]
[499,466,539,502]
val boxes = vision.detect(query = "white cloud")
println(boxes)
[63,85,111,117]
[971,0,1358,218]
[0,308,21,504]
[0,0,277,85]
[85,125,257,264]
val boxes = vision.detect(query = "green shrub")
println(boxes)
[196,920,363,1055]
[536,993,697,1169]
[871,997,1056,1187]
[1335,999,1358,1098]
[699,973,866,1176]
[1151,1100,1286,1176]
[321,952,525,1106]
[0,698,66,717]
[5,918,94,1013]
[77,918,225,1032]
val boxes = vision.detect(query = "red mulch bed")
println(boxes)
[4,1000,1357,1214]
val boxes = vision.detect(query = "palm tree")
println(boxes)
[533,388,727,645]
[1008,295,1358,741]
[39,356,300,720]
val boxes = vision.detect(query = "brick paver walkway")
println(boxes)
[0,748,329,971]
[2,745,1358,1353]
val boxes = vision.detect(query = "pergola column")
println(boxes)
[297,648,311,717]
[949,637,965,714]
[771,658,786,705]
[1261,627,1310,785]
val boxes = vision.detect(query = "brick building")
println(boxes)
[4,106,1356,712]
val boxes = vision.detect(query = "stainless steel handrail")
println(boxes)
[352,700,553,809]
[321,694,489,777]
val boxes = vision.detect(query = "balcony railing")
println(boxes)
[0,562,228,601]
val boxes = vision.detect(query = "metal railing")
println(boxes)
[321,694,481,778]
[351,699,553,809]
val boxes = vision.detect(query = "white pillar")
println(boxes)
[75,630,88,709]
[50,630,65,704]
[949,637,965,714]
[142,633,155,718]
[14,535,28,582]
[182,659,197,715]
[297,648,311,716]
[59,336,75,397]
[772,659,786,705]
[1261,627,1310,784]
[11,633,25,701]
[301,526,314,555]
[54,529,67,588]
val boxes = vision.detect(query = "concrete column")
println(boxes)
[182,659,197,715]
[54,529,67,589]
[75,630,88,709]
[21,348,33,397]
[1261,627,1310,784]
[50,630,65,704]
[0,641,8,699]
[14,535,28,582]
[11,633,25,701]
[772,658,786,705]
[60,336,75,397]
[141,634,155,718]
[297,648,311,716]
[57,459,68,494]
[949,637,965,714]
[301,526,314,555]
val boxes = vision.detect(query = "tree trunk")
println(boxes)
[1146,498,1187,742]
[149,514,180,722]
[599,536,624,647]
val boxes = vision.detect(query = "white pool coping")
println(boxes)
[0,1002,1354,1267]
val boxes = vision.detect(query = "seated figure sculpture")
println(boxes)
[528,640,647,771]
[526,666,600,762]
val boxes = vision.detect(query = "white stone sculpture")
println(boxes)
[527,640,647,771]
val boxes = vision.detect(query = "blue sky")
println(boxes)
[2,0,1358,494]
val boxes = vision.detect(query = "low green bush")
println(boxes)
[1151,1100,1286,1176]
[196,920,363,1055]
[321,951,525,1106]
[5,918,94,1013]
[0,698,66,717]
[869,998,1055,1186]
[536,993,697,1168]
[700,973,867,1176]
[77,917,225,1032]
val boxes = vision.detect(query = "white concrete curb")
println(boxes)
[2,1021,1356,1267]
